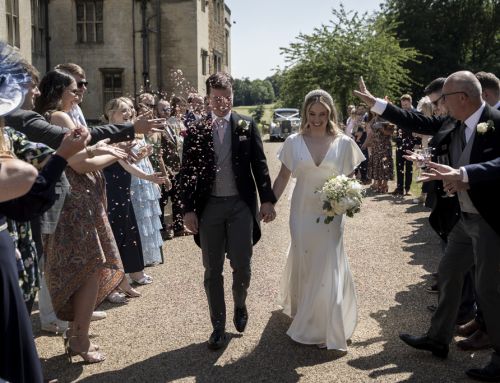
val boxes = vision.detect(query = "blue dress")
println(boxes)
[130,139,164,265]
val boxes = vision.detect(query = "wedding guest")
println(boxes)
[36,70,127,363]
[102,98,160,299]
[272,89,365,350]
[181,72,276,350]
[367,118,394,193]
[392,94,417,196]
[355,71,500,381]
[412,96,433,204]
[476,71,500,109]
[54,63,88,127]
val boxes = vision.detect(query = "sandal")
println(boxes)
[65,337,106,364]
[63,329,99,352]
[117,286,141,298]
[107,291,128,304]
[130,274,153,285]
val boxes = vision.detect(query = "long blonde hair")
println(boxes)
[299,89,342,136]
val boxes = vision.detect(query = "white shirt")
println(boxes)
[69,104,87,127]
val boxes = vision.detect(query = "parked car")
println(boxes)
[269,108,301,141]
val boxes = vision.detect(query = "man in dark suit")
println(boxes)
[355,71,500,382]
[181,72,277,350]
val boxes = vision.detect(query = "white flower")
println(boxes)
[476,120,494,135]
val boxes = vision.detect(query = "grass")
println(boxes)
[233,103,276,132]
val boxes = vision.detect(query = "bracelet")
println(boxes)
[85,146,95,158]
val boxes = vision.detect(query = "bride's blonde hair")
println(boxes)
[299,89,342,136]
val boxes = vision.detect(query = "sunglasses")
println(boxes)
[77,80,89,88]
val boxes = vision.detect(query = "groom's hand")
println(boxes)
[259,202,276,223]
[352,76,376,108]
[183,212,198,234]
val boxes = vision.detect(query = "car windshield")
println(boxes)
[274,110,299,119]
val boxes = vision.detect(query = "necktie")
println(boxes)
[215,118,225,144]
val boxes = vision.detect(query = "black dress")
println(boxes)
[103,162,145,273]
[0,154,67,383]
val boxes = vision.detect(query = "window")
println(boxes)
[6,0,20,47]
[213,51,222,73]
[201,49,208,76]
[76,0,103,43]
[224,30,229,65]
[31,0,47,55]
[100,68,123,108]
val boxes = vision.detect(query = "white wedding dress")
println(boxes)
[278,133,365,350]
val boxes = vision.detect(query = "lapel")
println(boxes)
[429,117,458,156]
[230,111,240,162]
[470,105,492,164]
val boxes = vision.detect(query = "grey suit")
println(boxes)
[5,109,135,150]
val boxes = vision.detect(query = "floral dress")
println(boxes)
[4,128,53,304]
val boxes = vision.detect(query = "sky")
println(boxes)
[224,0,383,80]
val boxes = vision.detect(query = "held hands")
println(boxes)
[55,128,91,160]
[353,76,376,108]
[259,202,276,223]
[183,212,198,234]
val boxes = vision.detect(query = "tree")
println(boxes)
[278,4,420,118]
[382,0,500,98]
[233,78,276,106]
[251,104,265,124]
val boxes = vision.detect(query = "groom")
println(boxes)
[181,72,277,350]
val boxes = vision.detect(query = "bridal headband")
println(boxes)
[304,89,334,106]
[0,41,32,117]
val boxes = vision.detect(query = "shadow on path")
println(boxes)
[72,311,342,383]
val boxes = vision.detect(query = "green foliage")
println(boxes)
[233,78,276,106]
[251,104,265,123]
[278,4,420,118]
[382,0,499,98]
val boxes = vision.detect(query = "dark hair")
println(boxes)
[205,72,233,95]
[34,70,75,117]
[170,95,187,117]
[54,62,86,78]
[475,71,500,93]
[423,77,446,95]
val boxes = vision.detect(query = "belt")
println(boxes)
[0,222,7,232]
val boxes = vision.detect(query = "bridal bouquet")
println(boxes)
[316,175,364,223]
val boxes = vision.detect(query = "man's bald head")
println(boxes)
[445,71,482,100]
[442,71,483,120]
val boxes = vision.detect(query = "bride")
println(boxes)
[272,89,365,350]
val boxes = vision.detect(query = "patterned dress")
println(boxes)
[367,123,394,181]
[44,167,124,321]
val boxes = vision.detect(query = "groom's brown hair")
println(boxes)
[206,72,233,95]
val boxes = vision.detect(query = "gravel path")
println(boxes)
[33,141,490,383]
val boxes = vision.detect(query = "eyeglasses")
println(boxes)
[77,80,88,88]
[434,91,468,105]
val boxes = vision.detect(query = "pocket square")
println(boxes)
[239,136,248,141]
[483,148,493,153]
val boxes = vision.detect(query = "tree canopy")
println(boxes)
[277,4,421,118]
[381,0,500,98]
[232,78,275,106]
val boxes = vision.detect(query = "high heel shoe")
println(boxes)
[130,274,153,285]
[107,290,129,303]
[63,329,99,352]
[64,336,106,364]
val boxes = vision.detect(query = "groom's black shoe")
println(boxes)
[233,306,248,333]
[399,333,449,359]
[207,328,227,350]
[466,362,500,382]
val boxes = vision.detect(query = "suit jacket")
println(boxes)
[5,109,135,150]
[180,111,277,246]
[382,103,500,236]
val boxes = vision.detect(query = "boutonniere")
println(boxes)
[476,120,495,135]
[236,119,251,136]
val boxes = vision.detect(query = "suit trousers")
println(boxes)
[428,213,500,365]
[199,196,253,330]
[395,148,413,192]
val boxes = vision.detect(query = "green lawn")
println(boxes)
[233,103,276,130]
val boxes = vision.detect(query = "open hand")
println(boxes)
[352,76,376,108]
[134,116,167,135]
[419,162,462,182]
[94,139,128,159]
[55,128,91,160]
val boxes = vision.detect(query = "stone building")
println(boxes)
[1,0,231,121]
